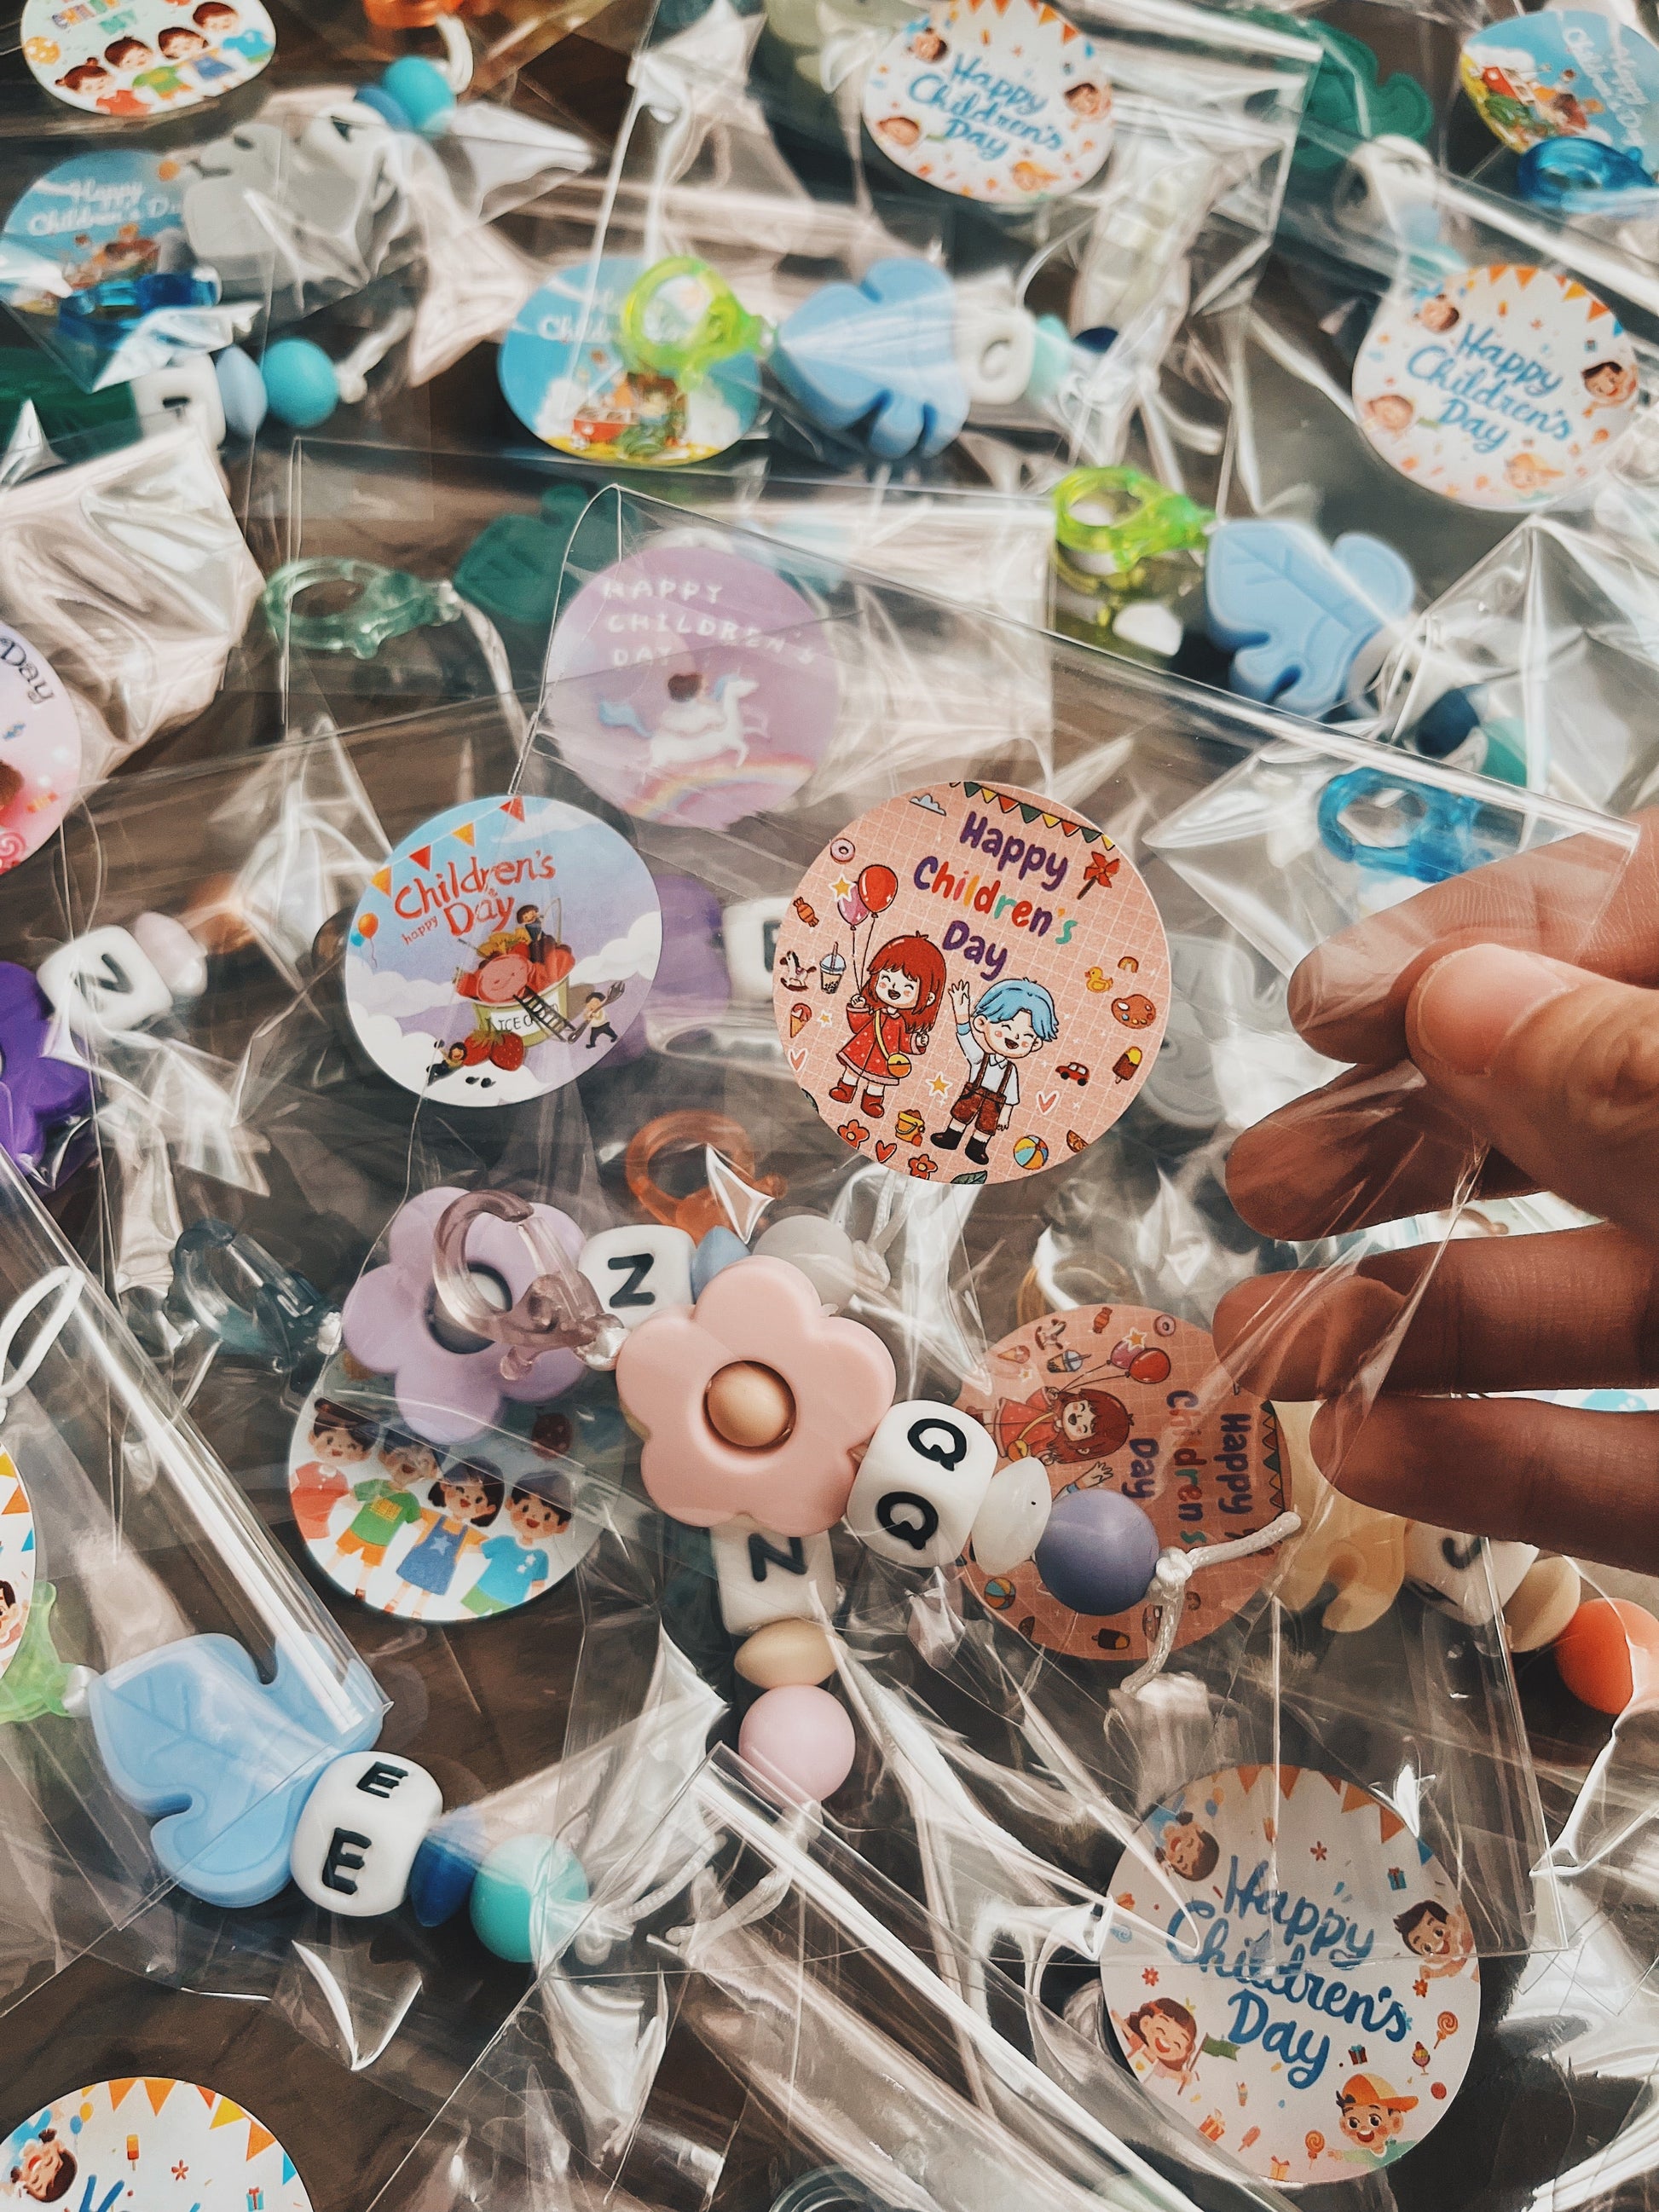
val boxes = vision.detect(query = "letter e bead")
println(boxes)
[290,1752,443,1917]
[845,1401,997,1568]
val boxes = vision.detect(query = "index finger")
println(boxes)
[1287,804,1655,1066]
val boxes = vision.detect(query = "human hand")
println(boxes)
[949,977,971,1022]
[1212,810,1659,1573]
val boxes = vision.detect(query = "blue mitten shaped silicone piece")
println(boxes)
[773,257,967,461]
[1205,520,1415,717]
[88,1632,383,1909]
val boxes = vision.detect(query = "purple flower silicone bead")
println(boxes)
[0,961,93,1175]
[342,1185,584,1446]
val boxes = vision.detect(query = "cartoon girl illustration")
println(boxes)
[828,933,946,1118]
[1415,295,1460,333]
[396,1460,503,1612]
[1064,81,1108,118]
[1503,448,1564,496]
[103,36,153,68]
[1155,1810,1221,1881]
[292,1397,379,1540]
[55,58,147,112]
[454,924,571,1069]
[0,1578,21,1657]
[1363,393,1415,436]
[1118,1998,1201,2088]
[1583,360,1638,409]
[909,26,946,59]
[1393,1899,1473,1977]
[994,1382,1131,1468]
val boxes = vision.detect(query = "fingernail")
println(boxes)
[1412,945,1574,1077]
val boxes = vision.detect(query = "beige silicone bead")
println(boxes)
[734,1618,837,1688]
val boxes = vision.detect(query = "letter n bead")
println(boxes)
[290,1752,443,1917]
[844,1401,997,1568]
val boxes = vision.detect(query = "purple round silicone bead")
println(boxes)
[1033,1487,1160,1616]
[0,961,95,1175]
[342,1184,584,1446]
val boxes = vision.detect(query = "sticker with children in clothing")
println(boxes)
[1101,1764,1479,2185]
[0,1453,36,1692]
[22,0,274,116]
[1352,263,1639,511]
[957,1306,1285,1660]
[288,1365,609,1622]
[862,0,1113,205]
[343,794,660,1106]
[772,781,1169,1185]
[1460,13,1659,170]
[544,545,838,831]
[3,2076,310,2210]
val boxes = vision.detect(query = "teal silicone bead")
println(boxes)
[469,1834,589,1964]
[261,340,340,430]
[381,55,455,136]
[1025,315,1072,406]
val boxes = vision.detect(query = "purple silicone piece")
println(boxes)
[342,1185,585,1447]
[0,961,94,1175]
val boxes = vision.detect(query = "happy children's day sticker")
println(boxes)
[1102,1764,1479,2186]
[958,1306,1285,1660]
[344,795,660,1106]
[0,150,190,315]
[22,0,274,117]
[863,0,1112,205]
[1461,11,1659,169]
[0,1453,36,1694]
[773,780,1169,1185]
[0,627,80,880]
[3,2076,310,2209]
[1352,263,1639,511]
[543,545,839,832]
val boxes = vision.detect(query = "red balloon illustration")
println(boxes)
[355,912,379,943]
[856,863,898,915]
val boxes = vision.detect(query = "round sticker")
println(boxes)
[1461,13,1659,168]
[500,257,760,466]
[1352,265,1639,511]
[543,546,839,830]
[862,0,1113,205]
[0,149,190,315]
[22,0,275,116]
[0,627,81,877]
[2,2076,311,2209]
[343,795,660,1105]
[288,1361,607,1621]
[0,1453,36,1691]
[1101,1764,1480,2184]
[772,779,1170,1184]
[957,1306,1285,1659]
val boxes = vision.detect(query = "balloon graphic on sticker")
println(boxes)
[773,779,1169,1184]
[0,149,193,315]
[500,257,760,465]
[543,546,839,830]
[862,0,1113,205]
[343,794,660,1105]
[1,2076,311,2209]
[21,0,275,116]
[957,1306,1286,1660]
[1460,13,1659,170]
[0,626,81,876]
[1352,264,1639,510]
[0,1452,36,1692]
[1101,1764,1480,2183]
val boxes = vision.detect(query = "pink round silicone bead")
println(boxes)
[737,1684,857,1805]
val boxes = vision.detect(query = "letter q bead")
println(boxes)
[844,1401,997,1568]
[290,1751,442,1918]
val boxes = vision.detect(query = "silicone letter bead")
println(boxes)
[711,1518,837,1635]
[290,1751,442,1917]
[39,927,173,1039]
[577,1225,695,1331]
[844,1401,997,1568]
[970,1462,1052,1576]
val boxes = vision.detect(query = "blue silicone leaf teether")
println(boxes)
[772,257,968,462]
[1205,519,1415,717]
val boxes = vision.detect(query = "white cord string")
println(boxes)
[1123,1510,1302,1695]
[0,1268,84,1424]
[436,12,473,93]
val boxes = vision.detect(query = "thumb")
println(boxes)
[1407,943,1659,1239]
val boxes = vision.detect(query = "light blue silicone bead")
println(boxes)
[261,339,341,430]
[355,82,413,130]
[470,1834,589,1964]
[381,55,455,136]
[1025,315,1072,406]
[215,344,269,439]
[691,1226,749,1296]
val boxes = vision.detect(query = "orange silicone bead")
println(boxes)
[1554,1597,1659,1716]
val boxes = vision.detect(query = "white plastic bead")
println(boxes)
[577,1224,695,1331]
[969,1461,1053,1575]
[290,1751,442,1918]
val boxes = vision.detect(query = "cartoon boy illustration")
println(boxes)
[1415,294,1460,333]
[909,26,946,59]
[830,933,945,1118]
[1155,1810,1221,1881]
[1336,2074,1418,2163]
[196,0,271,62]
[1119,1998,1201,2088]
[0,1578,20,1657]
[876,115,923,149]
[1583,359,1638,409]
[581,986,623,1049]
[396,1460,503,1613]
[335,1449,427,1597]
[9,2130,76,2203]
[994,1382,1130,1468]
[1394,1898,1473,1977]
[933,976,1058,1168]
[292,1397,379,1541]
[460,1484,572,1616]
[158,25,211,61]
[103,36,153,67]
[1363,393,1415,436]
[1504,448,1564,496]
[1064,81,1108,118]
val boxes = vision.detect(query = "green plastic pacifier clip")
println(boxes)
[615,257,772,390]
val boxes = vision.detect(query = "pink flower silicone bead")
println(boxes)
[615,1255,894,1534]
